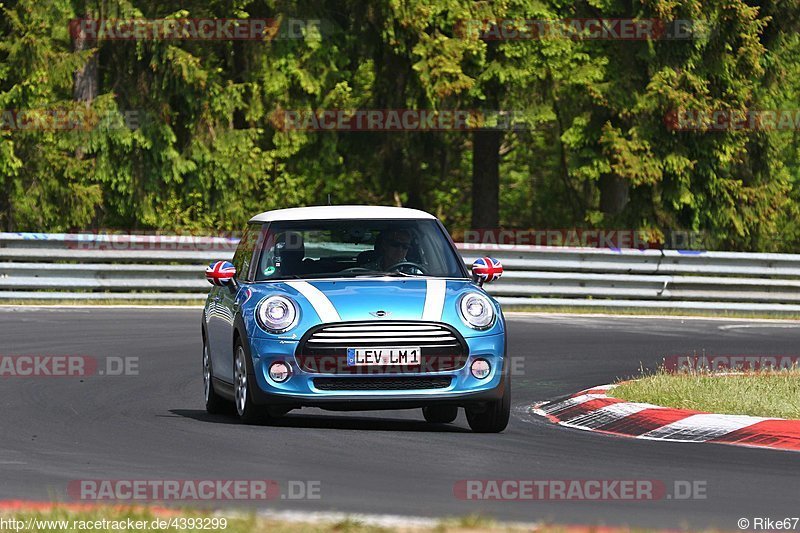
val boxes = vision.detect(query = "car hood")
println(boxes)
[244,277,503,338]
[299,278,431,320]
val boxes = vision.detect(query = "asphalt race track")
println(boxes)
[0,307,798,529]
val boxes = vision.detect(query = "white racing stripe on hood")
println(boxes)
[286,281,341,323]
[422,279,446,321]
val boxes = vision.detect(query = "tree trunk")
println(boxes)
[471,39,501,229]
[72,15,98,104]
[73,11,98,163]
[1,176,12,231]
[598,174,629,215]
[471,128,501,228]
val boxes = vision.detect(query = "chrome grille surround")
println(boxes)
[296,320,468,374]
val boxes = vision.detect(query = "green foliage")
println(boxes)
[0,0,798,251]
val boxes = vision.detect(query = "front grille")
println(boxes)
[296,321,468,374]
[305,322,462,347]
[313,376,453,391]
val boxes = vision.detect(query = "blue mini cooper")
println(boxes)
[202,206,509,432]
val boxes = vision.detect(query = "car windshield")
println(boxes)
[254,219,466,280]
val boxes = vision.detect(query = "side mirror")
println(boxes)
[205,260,236,286]
[471,257,503,286]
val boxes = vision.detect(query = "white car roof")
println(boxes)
[249,205,437,223]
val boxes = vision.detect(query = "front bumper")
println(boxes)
[247,332,507,409]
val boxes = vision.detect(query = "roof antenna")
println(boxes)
[327,194,332,206]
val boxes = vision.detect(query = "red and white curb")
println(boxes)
[533,384,800,452]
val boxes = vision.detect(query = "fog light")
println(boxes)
[269,361,291,383]
[470,359,491,379]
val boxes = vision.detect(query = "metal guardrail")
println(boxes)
[2,232,800,312]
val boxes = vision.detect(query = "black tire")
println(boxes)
[233,341,268,424]
[422,405,459,424]
[203,338,229,415]
[466,379,511,433]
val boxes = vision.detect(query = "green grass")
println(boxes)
[434,514,497,531]
[610,368,800,419]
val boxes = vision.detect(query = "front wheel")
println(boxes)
[234,342,266,424]
[465,381,510,433]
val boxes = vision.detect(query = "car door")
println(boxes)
[207,225,257,383]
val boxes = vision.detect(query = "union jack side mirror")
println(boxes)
[471,257,503,286]
[206,260,237,286]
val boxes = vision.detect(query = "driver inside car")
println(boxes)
[363,229,421,273]
[267,231,305,277]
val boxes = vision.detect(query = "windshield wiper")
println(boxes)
[380,271,422,277]
[348,272,417,278]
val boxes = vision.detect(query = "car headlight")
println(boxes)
[256,295,299,333]
[458,292,495,329]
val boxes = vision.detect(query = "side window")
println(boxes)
[231,225,258,281]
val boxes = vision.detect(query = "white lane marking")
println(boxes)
[253,509,539,530]
[286,281,341,323]
[638,413,770,442]
[579,384,617,393]
[422,279,446,321]
[718,324,800,330]
[257,510,440,528]
[505,312,800,324]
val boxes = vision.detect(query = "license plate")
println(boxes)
[347,347,421,366]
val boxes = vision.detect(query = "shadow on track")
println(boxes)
[168,409,471,432]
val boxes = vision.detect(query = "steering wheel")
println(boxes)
[386,261,428,275]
